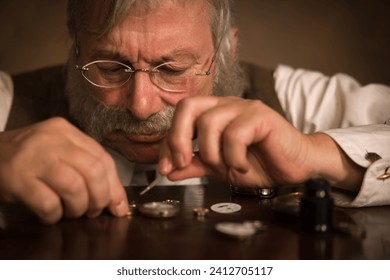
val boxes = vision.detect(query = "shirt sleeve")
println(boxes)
[324,124,390,207]
[274,64,390,132]
[0,71,13,132]
[274,64,390,207]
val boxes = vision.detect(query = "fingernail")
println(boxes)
[114,200,127,217]
[159,157,172,175]
[174,152,185,168]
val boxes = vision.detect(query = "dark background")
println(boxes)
[0,0,389,85]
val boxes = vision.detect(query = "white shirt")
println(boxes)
[274,65,390,207]
[106,147,206,187]
[1,66,389,207]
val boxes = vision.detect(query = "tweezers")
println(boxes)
[139,175,166,195]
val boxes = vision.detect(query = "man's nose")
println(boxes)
[125,72,163,120]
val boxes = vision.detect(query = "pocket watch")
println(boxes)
[138,201,180,218]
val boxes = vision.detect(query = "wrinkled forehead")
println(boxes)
[75,0,215,62]
[79,0,212,39]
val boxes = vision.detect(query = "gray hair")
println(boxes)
[67,0,236,68]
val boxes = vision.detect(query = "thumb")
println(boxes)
[107,172,129,217]
[166,155,212,181]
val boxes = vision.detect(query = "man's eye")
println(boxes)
[163,67,184,73]
[159,65,188,75]
[98,66,124,73]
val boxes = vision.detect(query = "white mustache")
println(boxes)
[90,105,174,136]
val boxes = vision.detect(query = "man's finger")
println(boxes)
[166,155,212,181]
[15,180,63,224]
[167,96,220,169]
[39,162,89,218]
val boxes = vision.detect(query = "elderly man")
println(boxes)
[0,0,389,223]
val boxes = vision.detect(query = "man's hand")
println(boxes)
[158,96,364,191]
[0,117,129,224]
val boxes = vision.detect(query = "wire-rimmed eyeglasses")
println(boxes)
[75,43,220,93]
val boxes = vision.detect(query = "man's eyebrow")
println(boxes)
[90,50,129,62]
[161,49,198,62]
[90,48,199,63]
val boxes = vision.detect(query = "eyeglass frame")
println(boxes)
[75,37,222,92]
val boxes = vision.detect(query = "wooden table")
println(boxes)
[0,179,389,259]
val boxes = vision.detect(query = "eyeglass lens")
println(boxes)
[81,61,193,91]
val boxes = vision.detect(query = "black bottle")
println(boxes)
[300,178,334,233]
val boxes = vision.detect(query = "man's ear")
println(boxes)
[229,26,239,57]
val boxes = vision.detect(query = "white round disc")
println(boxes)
[210,202,242,214]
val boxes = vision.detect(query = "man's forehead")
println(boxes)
[81,0,213,62]
[83,0,212,36]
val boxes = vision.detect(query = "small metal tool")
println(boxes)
[139,175,166,195]
[140,142,199,196]
[193,207,209,218]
